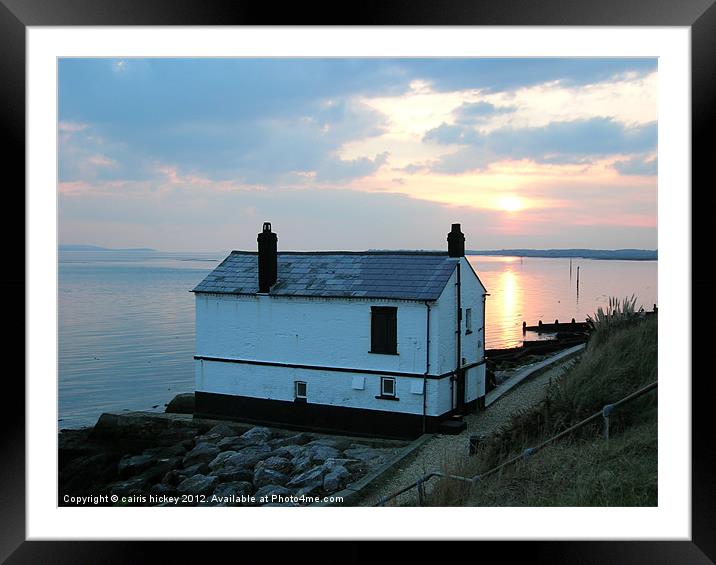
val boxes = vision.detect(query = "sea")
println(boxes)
[58,250,657,428]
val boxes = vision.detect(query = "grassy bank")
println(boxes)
[427,302,657,506]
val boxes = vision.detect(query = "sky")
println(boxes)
[58,58,658,252]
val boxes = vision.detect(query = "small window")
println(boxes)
[381,377,396,397]
[371,306,397,355]
[465,308,473,334]
[295,381,307,402]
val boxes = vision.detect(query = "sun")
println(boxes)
[497,195,525,212]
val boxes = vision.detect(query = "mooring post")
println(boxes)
[416,477,425,506]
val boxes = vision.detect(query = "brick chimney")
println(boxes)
[257,222,277,293]
[447,223,465,257]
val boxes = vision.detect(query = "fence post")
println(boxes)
[602,404,614,443]
[416,477,425,506]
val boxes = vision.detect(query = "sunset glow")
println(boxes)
[58,58,657,251]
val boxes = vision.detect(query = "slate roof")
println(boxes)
[192,251,459,301]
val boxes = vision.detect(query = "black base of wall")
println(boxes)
[194,391,455,440]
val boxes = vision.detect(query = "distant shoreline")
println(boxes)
[467,249,657,261]
[60,245,658,262]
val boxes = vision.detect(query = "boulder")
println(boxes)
[291,444,341,474]
[216,436,256,452]
[178,462,210,478]
[149,483,176,496]
[207,450,238,471]
[240,426,273,443]
[307,437,352,451]
[343,447,383,463]
[91,412,201,451]
[223,444,272,469]
[182,442,220,468]
[323,465,350,492]
[209,466,254,484]
[177,473,218,495]
[212,481,254,499]
[109,475,149,498]
[117,453,155,479]
[143,444,187,458]
[271,445,304,460]
[269,432,311,448]
[60,452,119,495]
[256,456,292,475]
[286,464,329,491]
[253,467,289,489]
[195,423,240,444]
[165,393,194,414]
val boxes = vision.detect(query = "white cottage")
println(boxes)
[192,223,488,439]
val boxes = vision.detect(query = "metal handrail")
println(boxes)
[374,380,658,506]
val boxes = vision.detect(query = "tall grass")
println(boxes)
[423,299,657,507]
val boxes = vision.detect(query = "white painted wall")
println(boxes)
[197,359,454,416]
[194,256,487,416]
[195,294,429,373]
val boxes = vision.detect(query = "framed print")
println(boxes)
[4,0,714,562]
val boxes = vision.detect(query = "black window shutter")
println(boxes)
[371,306,397,354]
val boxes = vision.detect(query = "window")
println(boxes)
[381,377,396,398]
[295,381,307,402]
[370,306,397,354]
[465,308,473,334]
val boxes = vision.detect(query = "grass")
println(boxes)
[423,301,658,507]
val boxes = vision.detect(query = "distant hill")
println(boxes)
[468,249,657,261]
[59,244,157,252]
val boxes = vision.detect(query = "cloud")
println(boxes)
[453,101,515,122]
[422,117,657,173]
[612,154,658,176]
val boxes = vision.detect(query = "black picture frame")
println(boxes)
[4,0,712,562]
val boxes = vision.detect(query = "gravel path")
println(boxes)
[356,356,579,506]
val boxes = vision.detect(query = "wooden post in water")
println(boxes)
[576,266,580,297]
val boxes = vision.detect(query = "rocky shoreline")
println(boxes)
[59,397,405,507]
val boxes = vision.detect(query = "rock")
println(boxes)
[324,457,362,473]
[117,453,155,478]
[286,464,328,491]
[140,456,183,484]
[253,485,293,505]
[60,452,119,495]
[323,465,350,492]
[161,469,183,487]
[253,467,289,489]
[269,433,311,448]
[207,450,238,471]
[165,393,195,414]
[307,437,352,451]
[195,423,240,444]
[143,444,187,458]
[271,445,304,460]
[216,436,255,451]
[291,444,341,474]
[110,475,148,498]
[177,474,218,495]
[343,447,383,463]
[212,481,254,499]
[91,412,201,451]
[209,466,254,484]
[256,456,292,474]
[179,462,210,478]
[241,426,273,443]
[149,483,176,496]
[223,444,272,469]
[308,444,341,462]
[182,442,220,468]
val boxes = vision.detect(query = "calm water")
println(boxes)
[58,251,657,428]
